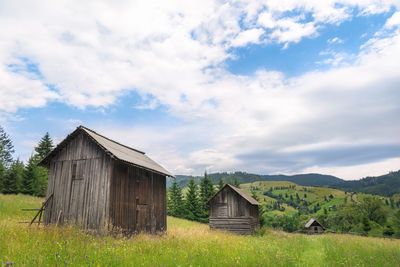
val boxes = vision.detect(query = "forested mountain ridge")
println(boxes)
[331,170,400,197]
[170,170,400,197]
[172,172,343,188]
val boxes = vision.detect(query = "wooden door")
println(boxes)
[135,177,149,232]
[68,160,86,224]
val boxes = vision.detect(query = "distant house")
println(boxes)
[207,184,260,235]
[305,219,325,234]
[39,126,173,234]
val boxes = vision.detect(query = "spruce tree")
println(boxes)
[362,216,371,234]
[199,171,215,219]
[22,154,48,196]
[0,162,5,192]
[21,155,37,195]
[167,179,184,217]
[34,132,54,160]
[185,178,201,220]
[2,159,24,194]
[218,177,224,190]
[20,133,54,196]
[251,188,265,226]
[233,178,240,188]
[0,125,14,168]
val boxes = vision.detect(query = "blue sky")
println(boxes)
[1,0,399,179]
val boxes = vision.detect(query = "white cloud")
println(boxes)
[230,28,264,47]
[385,11,400,28]
[0,66,58,112]
[1,0,399,178]
[301,157,400,180]
[327,37,344,44]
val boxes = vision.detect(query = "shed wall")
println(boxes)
[43,132,112,231]
[109,160,166,233]
[306,226,325,234]
[209,186,259,234]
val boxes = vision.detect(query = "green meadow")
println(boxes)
[1,193,400,266]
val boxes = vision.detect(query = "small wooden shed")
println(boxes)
[305,219,325,234]
[207,184,260,234]
[39,126,173,234]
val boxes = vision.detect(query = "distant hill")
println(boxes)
[330,170,400,197]
[170,172,343,188]
[169,170,400,197]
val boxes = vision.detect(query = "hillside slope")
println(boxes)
[240,181,348,216]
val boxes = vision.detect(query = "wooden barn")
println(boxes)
[39,126,173,234]
[207,184,260,235]
[305,219,325,234]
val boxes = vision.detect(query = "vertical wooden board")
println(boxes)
[162,175,167,231]
[91,157,100,228]
[153,174,161,230]
[43,161,55,224]
[81,159,90,228]
[101,157,111,231]
[149,172,155,233]
[127,165,136,232]
[60,161,71,224]
[108,161,114,229]
[136,204,148,233]
[115,162,121,228]
[94,157,103,228]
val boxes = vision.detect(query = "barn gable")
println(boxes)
[305,218,325,234]
[40,126,173,177]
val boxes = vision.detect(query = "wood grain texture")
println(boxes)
[108,161,166,233]
[209,185,259,235]
[43,130,167,234]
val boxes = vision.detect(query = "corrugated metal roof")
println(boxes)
[40,126,174,177]
[208,184,260,205]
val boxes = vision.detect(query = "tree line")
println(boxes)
[0,125,53,197]
[167,172,240,223]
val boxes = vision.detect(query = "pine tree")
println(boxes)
[0,162,5,193]
[0,125,14,168]
[34,132,54,160]
[2,159,24,194]
[250,188,266,226]
[185,178,201,220]
[218,177,224,190]
[199,171,215,219]
[233,178,240,188]
[21,154,48,196]
[20,133,54,196]
[362,216,371,234]
[167,179,184,218]
[21,155,37,195]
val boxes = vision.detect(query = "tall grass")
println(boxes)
[1,194,399,266]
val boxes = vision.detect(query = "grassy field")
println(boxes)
[1,194,400,266]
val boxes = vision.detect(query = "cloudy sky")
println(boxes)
[1,0,399,180]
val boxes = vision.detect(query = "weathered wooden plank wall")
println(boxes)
[209,186,259,234]
[43,132,111,231]
[109,161,166,233]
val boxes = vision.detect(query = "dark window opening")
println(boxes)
[72,163,77,180]
[71,162,83,180]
